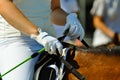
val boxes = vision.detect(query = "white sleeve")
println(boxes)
[60,0,79,13]
[90,0,105,17]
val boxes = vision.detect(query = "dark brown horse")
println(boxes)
[63,46,120,80]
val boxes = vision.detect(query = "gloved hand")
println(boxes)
[31,29,63,55]
[64,13,85,40]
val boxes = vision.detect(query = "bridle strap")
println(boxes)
[57,35,87,80]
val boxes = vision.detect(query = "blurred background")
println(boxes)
[77,0,94,46]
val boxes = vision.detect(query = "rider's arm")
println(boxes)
[93,15,120,41]
[50,0,68,26]
[0,0,39,36]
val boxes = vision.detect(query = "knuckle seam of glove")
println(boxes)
[39,32,48,39]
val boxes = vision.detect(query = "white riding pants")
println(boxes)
[0,36,43,80]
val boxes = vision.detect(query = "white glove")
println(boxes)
[31,29,63,55]
[64,13,85,40]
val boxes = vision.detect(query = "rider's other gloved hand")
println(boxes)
[31,29,63,55]
[64,13,85,41]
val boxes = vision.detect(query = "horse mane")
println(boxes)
[75,46,120,55]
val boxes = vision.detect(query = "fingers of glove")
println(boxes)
[44,40,63,55]
[50,43,56,54]
[44,42,56,54]
[44,42,51,53]
[69,23,85,40]
[64,22,80,40]
[77,24,85,40]
[63,23,70,35]
[44,41,57,54]
[68,24,78,37]
[79,28,85,40]
[55,41,63,55]
[68,23,76,36]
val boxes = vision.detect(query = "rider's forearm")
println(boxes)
[93,16,115,38]
[50,0,68,26]
[50,8,68,26]
[0,0,39,36]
